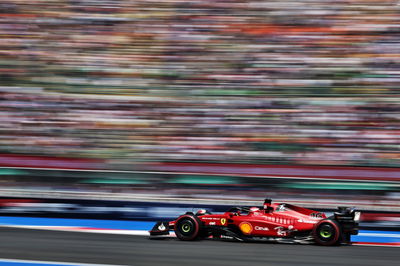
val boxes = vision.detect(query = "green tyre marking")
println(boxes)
[182,223,191,233]
[320,226,333,238]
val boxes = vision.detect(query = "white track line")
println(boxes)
[352,243,400,247]
[0,224,178,237]
[0,225,150,236]
[0,258,127,266]
[359,232,400,238]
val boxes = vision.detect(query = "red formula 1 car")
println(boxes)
[149,199,360,246]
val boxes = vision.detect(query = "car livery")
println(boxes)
[149,199,360,246]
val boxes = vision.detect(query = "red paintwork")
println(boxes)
[171,203,327,238]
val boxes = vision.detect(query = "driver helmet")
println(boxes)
[249,207,261,215]
[196,209,208,216]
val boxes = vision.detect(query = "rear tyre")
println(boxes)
[313,219,341,246]
[174,215,203,241]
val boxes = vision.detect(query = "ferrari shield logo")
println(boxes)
[221,218,227,225]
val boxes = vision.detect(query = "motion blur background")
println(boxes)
[0,0,400,226]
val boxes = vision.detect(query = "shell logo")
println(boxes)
[239,222,253,234]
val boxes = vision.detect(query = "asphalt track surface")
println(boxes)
[0,228,399,266]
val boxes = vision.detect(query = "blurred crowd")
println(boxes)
[1,0,400,169]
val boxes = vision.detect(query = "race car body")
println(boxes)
[149,199,360,246]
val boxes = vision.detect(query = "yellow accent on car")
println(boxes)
[239,222,253,234]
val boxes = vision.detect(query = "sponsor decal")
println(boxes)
[254,226,269,231]
[202,217,220,220]
[221,218,227,225]
[274,225,296,236]
[297,219,318,224]
[209,222,216,225]
[158,223,166,231]
[274,226,287,236]
[303,220,319,224]
[239,222,253,234]
[354,211,361,222]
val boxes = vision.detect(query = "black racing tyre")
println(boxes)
[313,219,342,246]
[174,215,203,241]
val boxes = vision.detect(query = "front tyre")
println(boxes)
[313,219,341,246]
[174,215,202,241]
